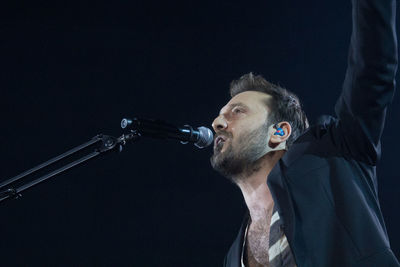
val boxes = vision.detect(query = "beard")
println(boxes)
[210,123,271,182]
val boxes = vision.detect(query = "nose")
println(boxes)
[212,115,228,132]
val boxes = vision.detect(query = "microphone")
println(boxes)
[121,117,214,149]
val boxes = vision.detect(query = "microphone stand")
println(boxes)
[0,131,140,203]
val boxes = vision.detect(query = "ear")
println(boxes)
[269,121,292,149]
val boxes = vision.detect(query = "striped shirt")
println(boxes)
[241,208,297,267]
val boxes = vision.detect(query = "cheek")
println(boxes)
[230,122,248,137]
[233,117,261,132]
[230,131,246,148]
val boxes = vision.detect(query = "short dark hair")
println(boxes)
[229,72,309,148]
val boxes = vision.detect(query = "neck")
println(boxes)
[235,150,284,222]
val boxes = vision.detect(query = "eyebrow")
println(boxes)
[219,102,249,115]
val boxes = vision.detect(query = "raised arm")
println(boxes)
[334,0,398,165]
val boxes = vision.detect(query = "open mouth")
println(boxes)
[214,135,227,148]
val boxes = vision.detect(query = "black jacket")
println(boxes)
[224,0,399,266]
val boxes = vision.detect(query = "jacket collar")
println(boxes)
[266,132,313,266]
[280,129,313,168]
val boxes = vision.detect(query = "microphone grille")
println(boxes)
[195,127,214,148]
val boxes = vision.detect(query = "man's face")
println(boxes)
[210,91,272,180]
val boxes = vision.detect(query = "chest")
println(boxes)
[245,209,276,266]
[246,220,271,266]
[243,210,295,267]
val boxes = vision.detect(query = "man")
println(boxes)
[210,0,399,266]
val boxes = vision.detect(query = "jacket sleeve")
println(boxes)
[334,0,398,165]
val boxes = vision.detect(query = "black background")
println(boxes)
[1,0,399,266]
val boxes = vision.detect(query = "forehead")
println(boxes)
[220,91,272,114]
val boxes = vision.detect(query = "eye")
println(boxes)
[232,107,243,114]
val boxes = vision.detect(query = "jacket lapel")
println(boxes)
[225,212,250,267]
[267,135,312,266]
[267,159,295,245]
